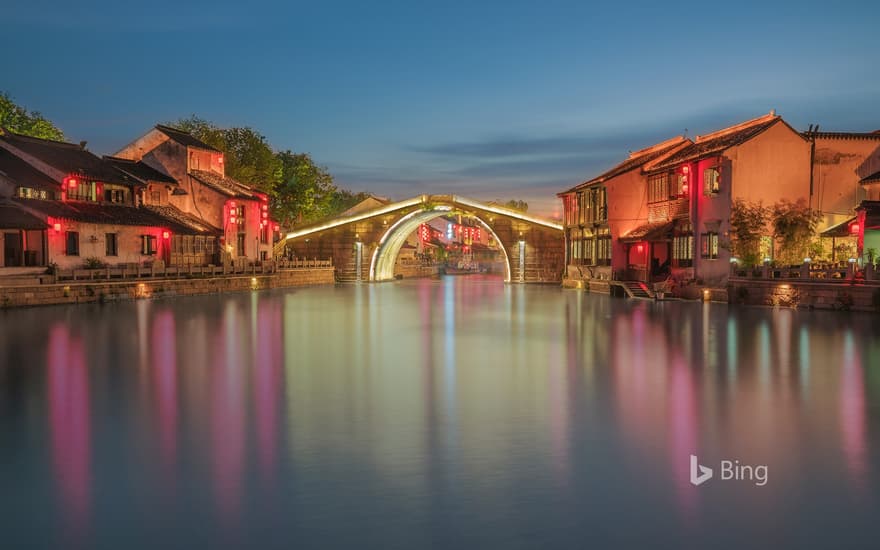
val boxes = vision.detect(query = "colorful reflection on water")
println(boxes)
[0,277,878,549]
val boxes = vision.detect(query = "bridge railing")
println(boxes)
[276,258,333,270]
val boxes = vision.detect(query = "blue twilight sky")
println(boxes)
[2,0,878,216]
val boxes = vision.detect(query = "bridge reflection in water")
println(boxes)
[274,194,564,283]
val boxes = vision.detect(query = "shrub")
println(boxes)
[83,257,105,269]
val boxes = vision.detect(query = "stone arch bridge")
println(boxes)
[274,195,564,283]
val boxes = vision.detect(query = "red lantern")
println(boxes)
[53,222,61,232]
[850,222,860,235]
[273,224,280,232]
[229,201,237,208]
[64,176,78,189]
[637,243,644,253]
[262,203,268,211]
[162,231,170,239]
[230,216,237,224]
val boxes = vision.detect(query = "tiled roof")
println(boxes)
[806,130,880,140]
[104,156,177,184]
[143,204,220,235]
[155,124,222,153]
[619,221,674,243]
[819,216,857,238]
[0,201,48,229]
[559,136,689,195]
[860,170,880,185]
[189,169,256,199]
[0,130,135,186]
[0,148,60,192]
[14,198,208,234]
[651,114,786,171]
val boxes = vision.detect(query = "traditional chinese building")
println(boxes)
[0,129,213,269]
[560,111,816,291]
[557,136,690,284]
[114,124,278,263]
[810,130,880,260]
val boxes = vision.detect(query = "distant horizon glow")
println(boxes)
[3,0,878,215]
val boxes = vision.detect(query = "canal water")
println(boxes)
[0,276,878,549]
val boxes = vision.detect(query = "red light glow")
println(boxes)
[850,222,860,235]
[637,244,644,253]
[162,231,170,239]
[54,222,62,232]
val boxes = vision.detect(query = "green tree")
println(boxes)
[273,151,368,225]
[0,91,64,140]
[169,116,369,227]
[770,198,822,265]
[727,198,768,266]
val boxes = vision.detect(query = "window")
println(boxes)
[105,233,118,256]
[672,222,693,267]
[236,233,246,257]
[597,234,612,266]
[260,225,269,244]
[104,186,127,203]
[65,231,79,256]
[150,191,161,203]
[648,173,669,203]
[703,167,720,196]
[195,236,205,254]
[701,232,719,259]
[67,181,97,201]
[141,235,157,255]
[581,187,607,224]
[564,194,579,226]
[16,187,48,199]
[206,237,216,254]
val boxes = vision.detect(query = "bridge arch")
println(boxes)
[369,205,511,282]
[275,194,564,284]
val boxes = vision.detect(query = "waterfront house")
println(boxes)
[557,136,690,285]
[810,130,880,260]
[114,124,278,264]
[0,129,213,270]
[559,111,818,293]
[104,156,221,266]
[641,112,812,286]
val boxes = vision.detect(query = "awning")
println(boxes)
[620,221,673,243]
[819,217,856,238]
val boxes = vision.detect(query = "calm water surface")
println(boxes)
[1,276,879,549]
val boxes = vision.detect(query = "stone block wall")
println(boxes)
[0,268,334,309]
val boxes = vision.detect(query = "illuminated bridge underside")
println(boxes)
[277,194,564,283]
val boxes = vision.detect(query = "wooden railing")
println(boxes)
[54,258,333,282]
[730,262,880,283]
[276,258,333,269]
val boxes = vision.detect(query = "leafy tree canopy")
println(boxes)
[169,116,367,227]
[0,91,64,141]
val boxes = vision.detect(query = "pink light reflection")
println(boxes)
[48,324,91,543]
[254,300,283,485]
[840,333,867,490]
[212,304,245,526]
[151,311,178,482]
